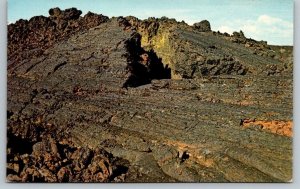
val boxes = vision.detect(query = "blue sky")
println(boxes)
[8,0,293,45]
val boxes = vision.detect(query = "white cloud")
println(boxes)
[241,24,258,34]
[258,15,281,25]
[258,15,293,28]
[215,15,293,45]
[218,26,235,34]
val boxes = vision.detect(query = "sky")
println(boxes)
[8,0,293,45]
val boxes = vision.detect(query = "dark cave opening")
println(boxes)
[123,33,171,88]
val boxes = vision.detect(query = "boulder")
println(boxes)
[193,20,211,32]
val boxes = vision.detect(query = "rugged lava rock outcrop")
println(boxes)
[7,8,292,182]
[7,135,129,182]
[125,16,283,79]
[193,20,211,32]
[8,7,109,67]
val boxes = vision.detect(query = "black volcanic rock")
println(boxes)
[49,7,82,20]
[193,20,211,32]
[7,8,293,183]
[8,8,109,67]
[82,11,109,28]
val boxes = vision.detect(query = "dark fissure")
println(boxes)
[123,33,171,88]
